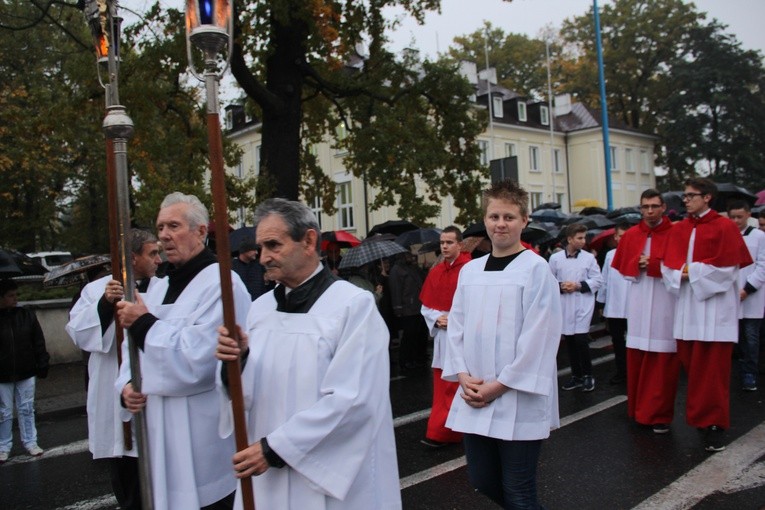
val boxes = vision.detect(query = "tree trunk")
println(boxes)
[256,15,308,202]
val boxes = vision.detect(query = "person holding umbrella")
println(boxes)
[0,279,49,463]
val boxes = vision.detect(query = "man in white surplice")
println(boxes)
[216,198,401,510]
[116,192,252,510]
[66,229,162,509]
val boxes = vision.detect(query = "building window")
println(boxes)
[540,105,549,125]
[478,140,489,165]
[336,181,354,229]
[530,192,543,209]
[518,102,527,122]
[556,193,565,206]
[505,143,516,157]
[244,110,253,123]
[529,146,539,172]
[311,195,322,229]
[625,148,634,173]
[553,149,562,173]
[609,146,619,171]
[641,150,651,174]
[492,97,504,118]
[225,110,233,130]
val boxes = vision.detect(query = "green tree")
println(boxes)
[657,23,765,189]
[230,0,488,225]
[447,22,551,99]
[0,1,255,253]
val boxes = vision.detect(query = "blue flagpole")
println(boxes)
[594,0,613,210]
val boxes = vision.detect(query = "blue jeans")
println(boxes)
[739,318,761,376]
[463,433,543,510]
[0,377,38,452]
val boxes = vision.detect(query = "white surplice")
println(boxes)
[624,237,677,353]
[442,251,562,440]
[739,227,765,319]
[661,230,740,342]
[548,249,603,335]
[67,275,158,459]
[115,264,251,510]
[596,249,631,319]
[218,280,401,510]
[421,305,448,369]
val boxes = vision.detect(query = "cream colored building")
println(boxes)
[225,83,656,237]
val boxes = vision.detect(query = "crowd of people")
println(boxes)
[1,176,760,509]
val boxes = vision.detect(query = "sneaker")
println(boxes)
[652,424,670,434]
[562,376,583,391]
[704,426,726,452]
[0,451,8,464]
[582,375,595,392]
[26,444,43,457]
[743,373,757,391]
[420,438,449,449]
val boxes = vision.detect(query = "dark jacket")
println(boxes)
[388,261,425,317]
[0,306,49,383]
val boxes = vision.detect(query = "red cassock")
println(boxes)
[420,252,472,443]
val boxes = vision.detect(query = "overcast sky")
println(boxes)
[124,0,764,57]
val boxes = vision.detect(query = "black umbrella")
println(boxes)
[395,228,442,248]
[580,206,608,216]
[711,182,757,212]
[606,206,640,219]
[662,191,687,217]
[530,209,569,225]
[417,240,441,255]
[42,254,112,288]
[533,202,562,212]
[579,214,616,230]
[462,222,487,239]
[521,224,553,244]
[363,233,397,243]
[338,240,408,269]
[229,226,256,253]
[368,220,419,237]
[0,249,47,278]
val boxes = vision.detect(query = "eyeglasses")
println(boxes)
[640,204,663,210]
[681,192,705,201]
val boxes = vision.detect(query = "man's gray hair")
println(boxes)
[130,229,158,255]
[253,198,321,250]
[160,192,209,229]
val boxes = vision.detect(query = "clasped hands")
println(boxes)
[457,373,508,409]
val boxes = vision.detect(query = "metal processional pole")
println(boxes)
[81,1,154,508]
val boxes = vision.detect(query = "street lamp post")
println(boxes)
[81,2,154,508]
[185,2,255,509]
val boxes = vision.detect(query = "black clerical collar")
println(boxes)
[273,266,339,313]
[566,249,581,259]
[162,248,216,304]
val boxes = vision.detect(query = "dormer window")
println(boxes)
[540,105,549,125]
[492,97,504,118]
[225,110,233,130]
[518,102,527,122]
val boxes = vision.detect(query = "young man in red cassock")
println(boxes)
[419,226,472,448]
[661,178,752,452]
[612,189,680,434]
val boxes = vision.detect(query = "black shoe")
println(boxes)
[704,426,726,452]
[420,438,449,449]
[581,375,595,392]
[562,376,583,391]
[609,374,626,385]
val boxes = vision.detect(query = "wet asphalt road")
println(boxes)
[3,338,765,509]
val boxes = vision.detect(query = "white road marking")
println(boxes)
[399,395,627,490]
[394,409,431,428]
[4,439,89,466]
[633,422,765,510]
[58,494,117,509]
